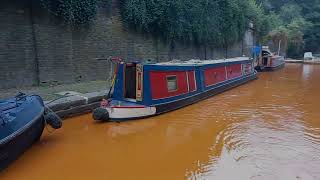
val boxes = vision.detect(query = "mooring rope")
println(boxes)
[45,94,76,106]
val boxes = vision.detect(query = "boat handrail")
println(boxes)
[95,56,123,63]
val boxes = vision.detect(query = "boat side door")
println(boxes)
[136,64,143,101]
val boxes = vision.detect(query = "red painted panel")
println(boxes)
[226,64,242,79]
[204,67,227,87]
[150,71,189,100]
[188,71,196,91]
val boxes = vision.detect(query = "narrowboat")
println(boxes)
[255,46,285,71]
[93,57,257,122]
[0,93,62,171]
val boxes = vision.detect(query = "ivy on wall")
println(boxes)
[39,0,98,24]
[120,0,269,47]
[38,0,272,50]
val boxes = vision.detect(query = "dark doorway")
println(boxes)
[263,57,269,66]
[124,63,136,99]
[262,50,271,66]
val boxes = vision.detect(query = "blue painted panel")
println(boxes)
[112,63,125,101]
[252,46,262,56]
[142,65,153,106]
[198,60,251,70]
[150,90,200,105]
[198,68,205,92]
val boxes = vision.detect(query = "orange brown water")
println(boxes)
[1,64,320,180]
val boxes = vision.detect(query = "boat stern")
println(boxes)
[93,99,156,122]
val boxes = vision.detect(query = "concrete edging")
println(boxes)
[285,59,320,64]
[46,91,106,119]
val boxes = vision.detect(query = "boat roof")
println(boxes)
[151,57,251,66]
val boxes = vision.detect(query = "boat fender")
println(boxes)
[93,108,109,121]
[44,112,62,129]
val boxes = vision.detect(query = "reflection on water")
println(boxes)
[303,64,312,80]
[1,64,320,180]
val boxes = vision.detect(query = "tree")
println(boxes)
[286,18,311,57]
[259,0,320,54]
[279,4,302,23]
[300,1,320,52]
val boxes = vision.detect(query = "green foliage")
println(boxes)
[286,18,312,58]
[267,26,288,43]
[40,0,98,24]
[265,16,310,58]
[301,1,320,52]
[245,0,275,41]
[304,23,320,53]
[120,0,266,47]
[259,0,320,55]
[217,0,246,47]
[279,4,302,23]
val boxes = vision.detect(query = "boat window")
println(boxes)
[167,76,177,92]
[262,50,271,57]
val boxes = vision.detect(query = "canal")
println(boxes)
[1,64,320,180]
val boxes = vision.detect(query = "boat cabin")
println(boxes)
[112,57,254,106]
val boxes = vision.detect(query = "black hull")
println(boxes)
[255,63,285,72]
[0,114,45,171]
[111,73,257,121]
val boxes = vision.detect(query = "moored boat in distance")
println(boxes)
[255,46,285,71]
[0,93,62,171]
[93,57,258,122]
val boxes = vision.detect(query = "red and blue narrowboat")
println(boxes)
[255,46,285,71]
[93,57,257,122]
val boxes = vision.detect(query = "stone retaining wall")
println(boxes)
[0,0,254,89]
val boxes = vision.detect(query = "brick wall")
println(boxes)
[0,0,37,89]
[0,0,254,89]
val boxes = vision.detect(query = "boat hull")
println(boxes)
[255,62,285,72]
[0,96,45,171]
[106,106,156,120]
[108,72,257,121]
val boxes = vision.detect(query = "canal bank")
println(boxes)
[1,63,320,180]
[0,80,109,119]
[285,58,320,64]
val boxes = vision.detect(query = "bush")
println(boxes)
[40,0,98,24]
[120,0,267,46]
